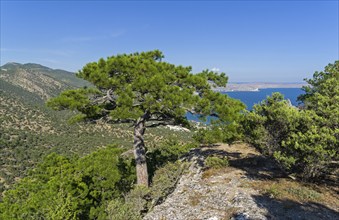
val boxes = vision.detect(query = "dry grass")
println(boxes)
[188,191,203,206]
[202,167,235,180]
[222,207,240,220]
[246,178,338,209]
[213,142,261,158]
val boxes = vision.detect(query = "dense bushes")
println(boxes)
[106,197,142,220]
[205,155,229,169]
[193,121,244,145]
[243,61,338,180]
[0,141,194,219]
[149,161,189,206]
[0,146,136,219]
[106,160,189,220]
[147,140,195,177]
[243,93,300,157]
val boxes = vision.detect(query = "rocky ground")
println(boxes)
[144,144,339,220]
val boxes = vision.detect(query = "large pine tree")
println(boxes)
[47,50,245,186]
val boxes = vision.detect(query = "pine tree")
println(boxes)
[47,50,245,186]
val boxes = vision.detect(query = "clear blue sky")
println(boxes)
[1,1,338,82]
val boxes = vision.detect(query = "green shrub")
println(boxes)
[266,184,281,198]
[106,186,151,220]
[243,61,338,180]
[193,127,223,145]
[205,155,229,169]
[125,186,151,215]
[0,146,136,220]
[106,148,191,219]
[287,187,321,201]
[147,140,196,179]
[193,122,243,145]
[106,199,141,220]
[150,161,189,207]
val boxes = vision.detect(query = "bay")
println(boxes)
[224,88,304,110]
[186,88,304,122]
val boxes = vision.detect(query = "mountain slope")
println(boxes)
[0,62,90,102]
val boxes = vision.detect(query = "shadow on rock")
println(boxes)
[229,154,286,180]
[250,194,339,220]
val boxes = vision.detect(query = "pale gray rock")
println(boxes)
[144,145,339,220]
[144,147,267,220]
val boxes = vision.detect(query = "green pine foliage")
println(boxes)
[47,50,244,127]
[243,61,338,180]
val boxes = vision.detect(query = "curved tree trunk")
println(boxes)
[133,112,150,187]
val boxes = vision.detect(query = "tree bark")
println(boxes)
[133,111,150,187]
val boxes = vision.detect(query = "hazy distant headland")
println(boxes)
[214,82,307,92]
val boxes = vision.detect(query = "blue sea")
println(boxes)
[186,88,304,121]
[225,88,304,110]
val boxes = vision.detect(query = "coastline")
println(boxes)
[214,82,307,92]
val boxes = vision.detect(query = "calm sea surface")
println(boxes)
[225,88,304,110]
[186,88,304,121]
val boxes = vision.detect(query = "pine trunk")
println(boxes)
[133,112,150,187]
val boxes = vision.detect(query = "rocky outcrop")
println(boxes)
[144,144,339,220]
[144,145,267,220]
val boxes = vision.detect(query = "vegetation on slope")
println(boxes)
[243,61,338,180]
[0,90,192,193]
[0,58,337,219]
[0,141,195,219]
[47,50,245,186]
[0,62,91,101]
[0,61,193,194]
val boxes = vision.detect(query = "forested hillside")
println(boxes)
[0,62,192,195]
[0,62,91,102]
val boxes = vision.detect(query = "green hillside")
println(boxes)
[21,63,92,88]
[0,62,91,102]
[0,63,192,194]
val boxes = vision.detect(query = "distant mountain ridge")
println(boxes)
[0,62,90,102]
